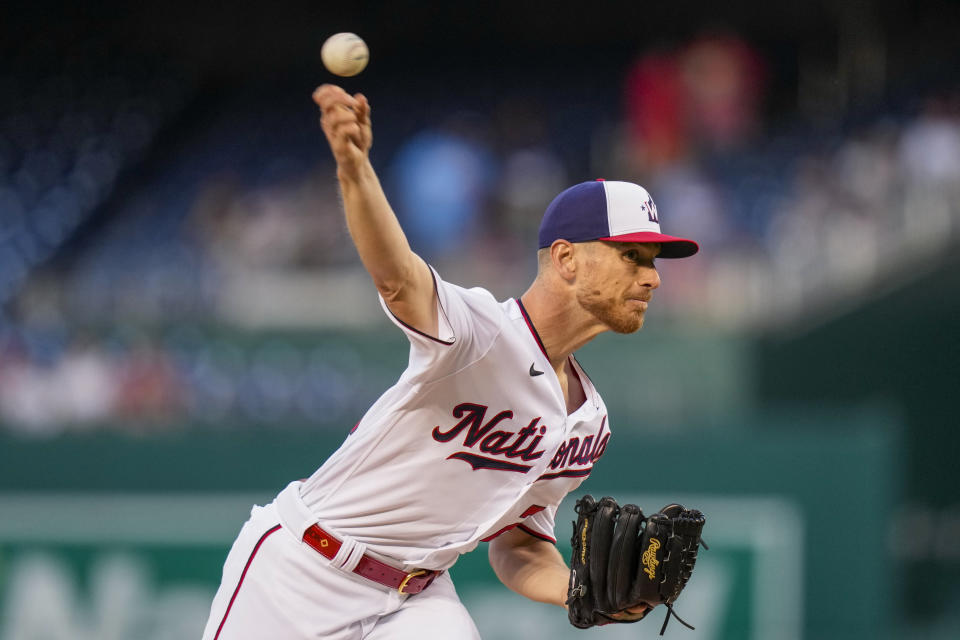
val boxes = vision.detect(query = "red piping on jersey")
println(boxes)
[520,504,546,518]
[515,298,548,358]
[518,524,557,544]
[482,523,557,544]
[481,523,521,541]
[213,524,282,640]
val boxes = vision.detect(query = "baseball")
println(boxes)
[321,32,369,77]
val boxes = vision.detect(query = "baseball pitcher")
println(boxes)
[201,84,705,640]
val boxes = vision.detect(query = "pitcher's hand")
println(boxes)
[313,84,372,179]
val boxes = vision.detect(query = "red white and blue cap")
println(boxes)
[537,179,699,258]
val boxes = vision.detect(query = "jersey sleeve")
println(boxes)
[517,504,558,544]
[378,266,503,383]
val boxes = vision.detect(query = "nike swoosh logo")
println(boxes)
[529,363,544,377]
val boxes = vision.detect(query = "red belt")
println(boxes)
[302,524,440,595]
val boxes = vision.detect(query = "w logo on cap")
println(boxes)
[641,196,659,224]
[536,180,697,258]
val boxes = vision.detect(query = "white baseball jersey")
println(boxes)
[298,268,612,570]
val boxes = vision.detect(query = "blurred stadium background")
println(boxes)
[1,0,958,638]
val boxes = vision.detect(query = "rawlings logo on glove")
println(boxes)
[641,538,660,579]
[566,495,706,634]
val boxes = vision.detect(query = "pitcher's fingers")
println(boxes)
[354,93,371,124]
[313,84,347,103]
[324,118,363,148]
[624,604,650,616]
[322,104,359,127]
[313,84,342,107]
[314,85,358,112]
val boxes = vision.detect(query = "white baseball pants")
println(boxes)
[201,482,481,640]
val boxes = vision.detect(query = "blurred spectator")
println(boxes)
[389,114,498,260]
[0,335,54,433]
[897,97,960,252]
[493,96,568,244]
[651,164,732,250]
[113,339,181,425]
[0,328,185,433]
[622,31,766,173]
[499,149,567,237]
[679,33,767,153]
[193,167,349,273]
[49,332,118,427]
[833,123,899,216]
[623,50,688,172]
[0,323,411,432]
[898,95,960,187]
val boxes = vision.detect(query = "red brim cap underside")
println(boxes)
[598,232,699,259]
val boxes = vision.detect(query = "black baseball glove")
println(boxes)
[566,495,706,634]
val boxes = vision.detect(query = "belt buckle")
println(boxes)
[397,569,427,594]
